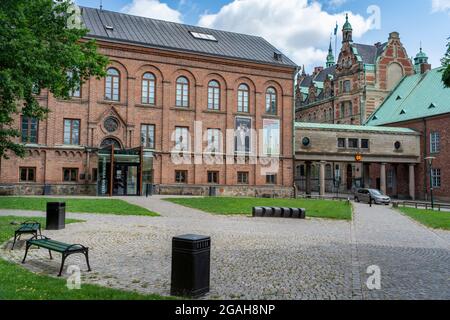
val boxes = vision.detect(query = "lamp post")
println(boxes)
[425,156,436,210]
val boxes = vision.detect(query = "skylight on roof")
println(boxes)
[190,31,217,41]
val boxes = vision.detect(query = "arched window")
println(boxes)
[105,68,120,101]
[142,73,156,105]
[237,84,249,113]
[323,110,328,121]
[100,137,122,149]
[207,80,220,110]
[265,87,277,114]
[176,76,189,107]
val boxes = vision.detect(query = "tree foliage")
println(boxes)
[0,0,108,158]
[443,38,450,88]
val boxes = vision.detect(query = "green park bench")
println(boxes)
[12,221,42,250]
[22,235,91,277]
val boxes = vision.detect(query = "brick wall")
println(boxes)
[388,115,450,202]
[0,40,296,196]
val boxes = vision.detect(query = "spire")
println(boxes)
[326,38,335,68]
[343,13,352,30]
[302,65,306,76]
[342,13,353,43]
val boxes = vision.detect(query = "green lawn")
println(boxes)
[0,197,158,216]
[0,216,168,299]
[398,207,450,231]
[165,197,352,220]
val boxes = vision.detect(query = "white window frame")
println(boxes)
[430,132,440,154]
[431,168,441,188]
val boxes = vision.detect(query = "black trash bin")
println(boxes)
[46,202,66,230]
[171,234,210,298]
[145,183,153,197]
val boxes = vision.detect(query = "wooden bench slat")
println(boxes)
[29,240,70,252]
[30,243,67,252]
[29,239,85,252]
[18,224,40,232]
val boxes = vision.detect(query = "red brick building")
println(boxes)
[295,15,414,125]
[366,66,450,202]
[0,7,297,197]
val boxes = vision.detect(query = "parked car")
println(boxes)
[354,188,391,205]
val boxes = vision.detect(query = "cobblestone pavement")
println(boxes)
[0,196,448,300]
[352,202,450,300]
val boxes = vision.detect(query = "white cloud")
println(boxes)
[431,0,450,13]
[122,0,182,23]
[198,0,372,70]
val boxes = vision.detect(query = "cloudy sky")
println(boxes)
[74,0,450,71]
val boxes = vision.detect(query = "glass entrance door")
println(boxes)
[113,164,139,196]
[126,166,138,195]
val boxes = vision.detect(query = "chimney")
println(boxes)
[420,63,431,74]
[313,66,324,75]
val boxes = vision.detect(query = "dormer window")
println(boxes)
[400,109,406,115]
[429,103,436,109]
[396,95,402,100]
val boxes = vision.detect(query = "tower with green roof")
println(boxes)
[326,40,335,68]
[414,46,429,73]
[342,13,353,43]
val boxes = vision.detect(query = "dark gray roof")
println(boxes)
[300,75,314,87]
[80,6,297,68]
[298,65,335,88]
[352,43,386,64]
[314,65,336,82]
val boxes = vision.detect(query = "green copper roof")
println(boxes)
[415,48,428,59]
[295,122,417,134]
[326,41,335,67]
[343,14,352,31]
[366,67,450,126]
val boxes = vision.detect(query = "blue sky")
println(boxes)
[74,0,450,71]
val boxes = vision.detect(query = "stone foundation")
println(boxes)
[0,184,97,196]
[0,183,294,198]
[157,184,294,198]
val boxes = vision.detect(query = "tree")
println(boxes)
[443,38,450,88]
[0,0,108,158]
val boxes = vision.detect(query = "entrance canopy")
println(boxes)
[97,145,153,196]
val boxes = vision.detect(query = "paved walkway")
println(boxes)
[0,196,448,300]
[351,202,449,300]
